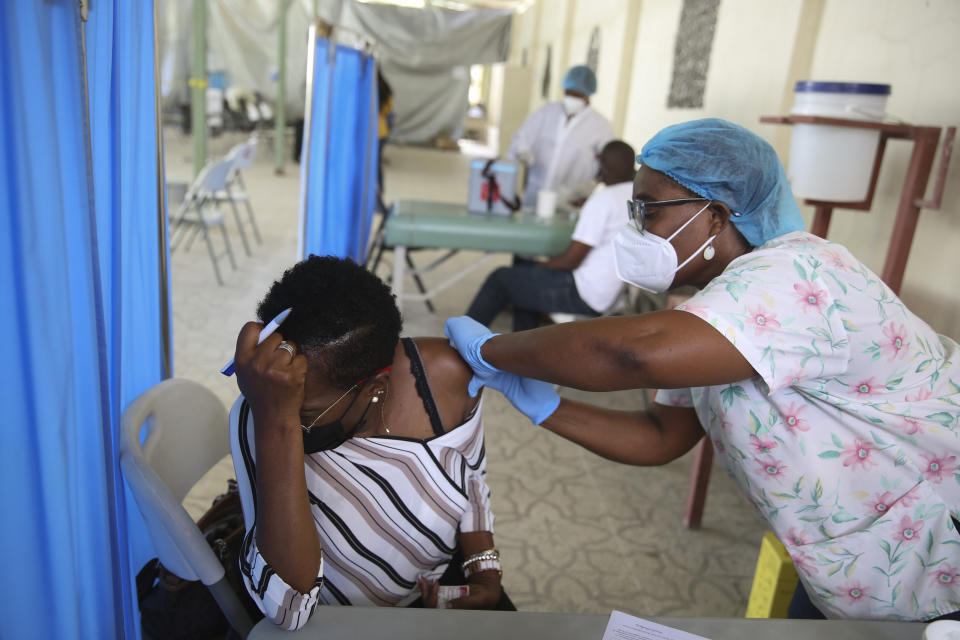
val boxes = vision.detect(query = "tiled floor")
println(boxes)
[166,129,768,617]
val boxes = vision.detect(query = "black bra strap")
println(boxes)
[401,338,445,437]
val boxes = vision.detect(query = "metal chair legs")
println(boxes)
[170,197,236,286]
[234,173,263,244]
[366,196,435,314]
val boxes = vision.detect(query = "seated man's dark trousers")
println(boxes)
[466,258,598,332]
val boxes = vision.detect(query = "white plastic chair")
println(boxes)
[169,159,241,284]
[217,137,262,246]
[120,378,253,638]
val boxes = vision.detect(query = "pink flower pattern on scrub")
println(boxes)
[655,231,960,620]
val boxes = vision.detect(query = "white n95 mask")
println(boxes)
[613,202,716,293]
[562,95,587,116]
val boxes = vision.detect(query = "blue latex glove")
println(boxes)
[443,316,501,396]
[444,316,561,425]
[484,372,561,425]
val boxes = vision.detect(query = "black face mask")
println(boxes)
[302,391,375,454]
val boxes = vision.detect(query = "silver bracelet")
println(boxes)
[462,548,501,577]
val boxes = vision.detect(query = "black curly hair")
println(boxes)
[599,140,636,184]
[256,256,403,389]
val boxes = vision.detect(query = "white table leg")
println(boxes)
[392,244,407,314]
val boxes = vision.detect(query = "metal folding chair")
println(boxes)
[218,137,263,247]
[169,159,240,285]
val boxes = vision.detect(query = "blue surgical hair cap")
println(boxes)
[562,65,597,96]
[639,118,805,247]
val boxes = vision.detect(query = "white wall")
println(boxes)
[568,0,629,119]
[530,0,572,111]
[516,0,626,120]
[805,0,960,338]
[623,0,806,150]
[621,0,683,142]
[506,0,960,338]
[509,3,539,67]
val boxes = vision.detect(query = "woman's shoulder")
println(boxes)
[408,337,478,429]
[753,231,852,259]
[717,232,843,276]
[410,337,474,391]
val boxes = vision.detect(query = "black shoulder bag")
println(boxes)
[135,480,263,640]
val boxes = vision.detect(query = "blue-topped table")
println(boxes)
[383,200,576,313]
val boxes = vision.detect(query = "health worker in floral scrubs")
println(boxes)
[444,118,960,621]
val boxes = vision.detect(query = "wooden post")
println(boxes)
[190,0,207,177]
[684,437,714,530]
[274,0,288,175]
[880,127,940,295]
[808,204,833,239]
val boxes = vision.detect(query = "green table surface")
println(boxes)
[384,200,576,256]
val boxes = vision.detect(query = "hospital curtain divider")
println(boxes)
[358,56,378,261]
[85,0,171,637]
[0,2,169,637]
[299,22,379,262]
[0,2,123,637]
[155,0,173,382]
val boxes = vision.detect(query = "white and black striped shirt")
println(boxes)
[229,395,492,630]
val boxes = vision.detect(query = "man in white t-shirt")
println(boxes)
[466,140,635,332]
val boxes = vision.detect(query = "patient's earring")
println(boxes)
[703,244,716,261]
[371,396,379,403]
[377,390,390,434]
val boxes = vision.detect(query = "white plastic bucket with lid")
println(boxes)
[788,81,891,202]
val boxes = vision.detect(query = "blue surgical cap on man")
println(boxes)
[562,65,597,96]
[639,118,805,247]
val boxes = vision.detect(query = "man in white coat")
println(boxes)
[508,65,615,208]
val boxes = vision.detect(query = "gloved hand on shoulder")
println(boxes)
[443,316,501,396]
[444,316,560,425]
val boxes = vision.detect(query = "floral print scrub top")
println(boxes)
[656,231,960,620]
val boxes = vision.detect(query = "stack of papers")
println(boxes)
[602,611,711,640]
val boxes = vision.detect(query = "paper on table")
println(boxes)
[601,611,711,640]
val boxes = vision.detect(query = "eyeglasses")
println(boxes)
[626,198,710,233]
[299,365,392,432]
[300,382,360,432]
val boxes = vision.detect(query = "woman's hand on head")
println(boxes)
[233,321,308,427]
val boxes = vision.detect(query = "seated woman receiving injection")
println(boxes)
[230,256,511,630]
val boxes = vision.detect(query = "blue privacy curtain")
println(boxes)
[85,0,170,637]
[0,2,124,638]
[299,34,379,261]
[0,2,168,638]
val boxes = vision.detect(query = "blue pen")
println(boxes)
[220,307,293,376]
